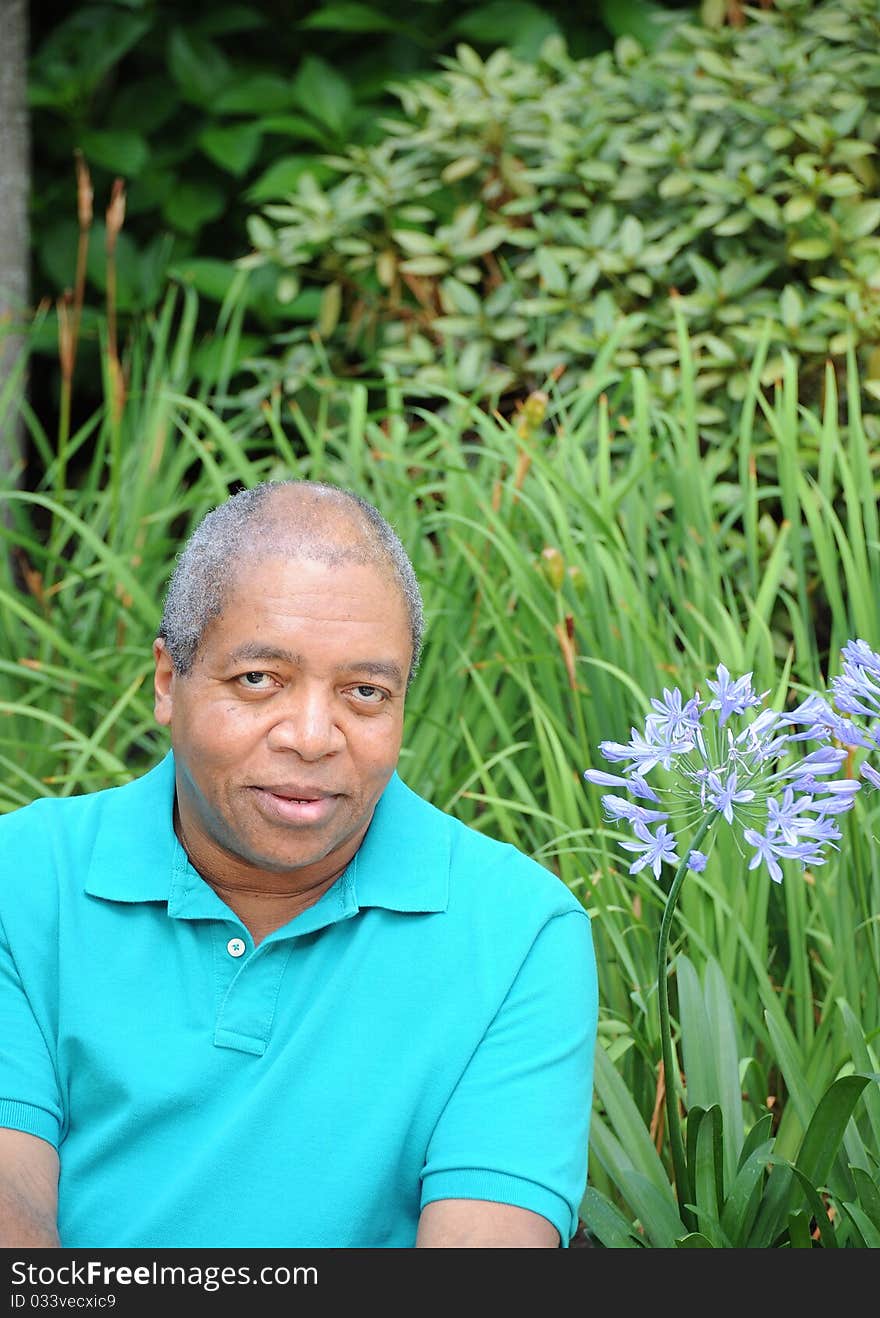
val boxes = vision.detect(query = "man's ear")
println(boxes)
[153,638,175,727]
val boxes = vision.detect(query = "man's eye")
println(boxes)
[352,684,385,702]
[238,672,273,689]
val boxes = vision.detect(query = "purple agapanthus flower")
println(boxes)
[706,664,767,727]
[827,639,880,760]
[619,822,680,879]
[584,660,860,884]
[600,794,669,825]
[705,769,756,823]
[647,687,702,740]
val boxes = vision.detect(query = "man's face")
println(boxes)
[153,553,412,889]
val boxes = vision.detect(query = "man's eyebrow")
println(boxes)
[226,643,301,666]
[339,660,405,686]
[225,644,405,687]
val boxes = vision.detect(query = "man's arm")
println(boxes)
[0,1128,60,1247]
[416,1199,559,1248]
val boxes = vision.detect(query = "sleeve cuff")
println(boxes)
[420,1168,574,1246]
[0,1098,61,1148]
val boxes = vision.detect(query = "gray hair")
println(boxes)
[158,480,424,682]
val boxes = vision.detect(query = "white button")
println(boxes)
[226,937,246,958]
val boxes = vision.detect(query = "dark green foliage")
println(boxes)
[29,0,671,324]
[241,0,880,432]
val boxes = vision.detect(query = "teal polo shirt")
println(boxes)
[0,752,598,1248]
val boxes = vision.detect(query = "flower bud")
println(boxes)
[539,545,565,591]
[516,390,548,438]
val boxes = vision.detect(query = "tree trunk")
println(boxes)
[0,0,30,503]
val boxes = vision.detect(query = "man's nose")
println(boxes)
[265,688,345,759]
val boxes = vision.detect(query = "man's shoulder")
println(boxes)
[0,756,174,914]
[391,774,586,921]
[0,756,167,837]
[0,779,116,845]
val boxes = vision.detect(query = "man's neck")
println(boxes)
[206,874,344,945]
[172,808,351,944]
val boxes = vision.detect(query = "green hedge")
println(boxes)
[243,0,880,435]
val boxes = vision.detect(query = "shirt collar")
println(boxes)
[84,751,449,916]
[85,751,180,903]
[348,771,449,913]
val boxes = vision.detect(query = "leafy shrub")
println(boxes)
[25,0,680,429]
[29,0,658,328]
[242,0,880,434]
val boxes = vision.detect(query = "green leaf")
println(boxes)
[613,1170,687,1249]
[780,285,803,329]
[166,28,232,106]
[392,229,437,256]
[765,125,795,150]
[441,278,482,316]
[77,129,149,176]
[198,124,263,177]
[109,78,177,137]
[713,210,752,237]
[398,256,450,276]
[675,1231,714,1247]
[746,195,782,227]
[795,1073,875,1189]
[686,1105,725,1244]
[838,200,880,240]
[599,0,672,50]
[789,238,833,260]
[318,282,343,338]
[257,115,332,146]
[658,173,692,200]
[299,3,400,33]
[30,8,151,101]
[719,1141,778,1246]
[840,1200,880,1247]
[291,56,353,137]
[737,1113,774,1171]
[702,958,745,1172]
[245,214,276,252]
[677,956,717,1108]
[213,75,298,115]
[189,6,266,37]
[695,49,733,80]
[536,249,567,295]
[579,1188,642,1248]
[454,2,560,57]
[441,157,483,184]
[246,157,335,204]
[433,316,480,338]
[789,1167,838,1248]
[619,216,644,259]
[819,173,861,198]
[783,195,815,224]
[163,181,226,235]
[787,1207,815,1249]
[851,1167,880,1232]
[167,258,241,303]
[590,1043,672,1194]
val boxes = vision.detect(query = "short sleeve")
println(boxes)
[419,908,598,1245]
[0,908,62,1147]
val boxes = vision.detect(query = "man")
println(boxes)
[0,479,598,1249]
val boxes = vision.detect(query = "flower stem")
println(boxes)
[656,813,714,1234]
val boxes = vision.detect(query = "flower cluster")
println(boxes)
[817,638,880,791]
[584,663,859,883]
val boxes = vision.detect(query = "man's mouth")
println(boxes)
[250,786,339,824]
